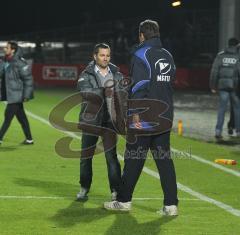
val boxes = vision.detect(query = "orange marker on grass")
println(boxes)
[214,159,237,165]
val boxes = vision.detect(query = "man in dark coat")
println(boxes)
[104,20,178,216]
[210,38,240,139]
[76,43,124,201]
[0,41,34,145]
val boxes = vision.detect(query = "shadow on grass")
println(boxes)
[104,213,175,235]
[14,178,78,197]
[206,137,240,147]
[14,178,176,233]
[0,146,18,152]
[134,202,162,213]
[217,140,240,146]
[14,177,108,201]
[51,200,175,234]
[51,201,110,228]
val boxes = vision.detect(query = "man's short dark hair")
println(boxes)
[93,43,110,55]
[139,19,160,40]
[8,41,18,53]
[228,38,239,47]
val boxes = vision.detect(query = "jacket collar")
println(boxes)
[225,46,238,54]
[133,37,162,54]
[4,55,14,62]
[85,61,119,75]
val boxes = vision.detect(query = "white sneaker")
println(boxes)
[22,139,34,145]
[104,200,132,211]
[161,205,178,216]
[111,191,117,201]
[76,187,89,201]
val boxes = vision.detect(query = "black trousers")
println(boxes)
[0,103,32,141]
[117,131,178,206]
[80,129,121,193]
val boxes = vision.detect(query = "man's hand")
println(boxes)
[211,89,217,94]
[133,114,142,129]
[104,87,113,97]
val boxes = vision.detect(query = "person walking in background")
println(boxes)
[76,43,123,201]
[227,42,240,136]
[0,41,34,145]
[210,38,240,139]
[104,19,179,216]
[227,101,235,136]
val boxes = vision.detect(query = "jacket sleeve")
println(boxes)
[18,61,34,100]
[77,72,93,92]
[209,55,220,89]
[238,59,240,90]
[130,56,149,99]
[0,61,4,78]
[168,53,176,83]
[77,72,103,102]
[114,71,127,91]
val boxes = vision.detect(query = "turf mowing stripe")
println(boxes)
[171,148,240,177]
[25,110,240,217]
[26,110,240,178]
[0,196,200,201]
[25,110,81,140]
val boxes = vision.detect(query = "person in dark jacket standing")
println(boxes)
[227,42,240,136]
[0,41,34,145]
[76,43,123,201]
[210,38,240,139]
[104,20,178,216]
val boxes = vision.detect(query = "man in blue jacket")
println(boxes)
[0,41,34,145]
[104,20,178,216]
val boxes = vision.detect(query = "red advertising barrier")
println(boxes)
[32,64,85,87]
[32,63,211,90]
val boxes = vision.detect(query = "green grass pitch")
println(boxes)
[0,89,239,235]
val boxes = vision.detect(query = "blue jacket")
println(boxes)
[129,37,176,132]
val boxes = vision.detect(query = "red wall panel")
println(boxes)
[32,63,211,90]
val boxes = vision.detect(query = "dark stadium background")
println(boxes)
[1,0,219,35]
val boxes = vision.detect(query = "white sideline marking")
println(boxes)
[26,111,81,140]
[0,195,199,201]
[26,110,240,217]
[26,110,240,178]
[171,148,240,177]
[0,195,65,200]
[142,165,240,217]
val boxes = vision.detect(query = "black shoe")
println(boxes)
[21,139,34,145]
[228,128,233,136]
[215,135,223,140]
